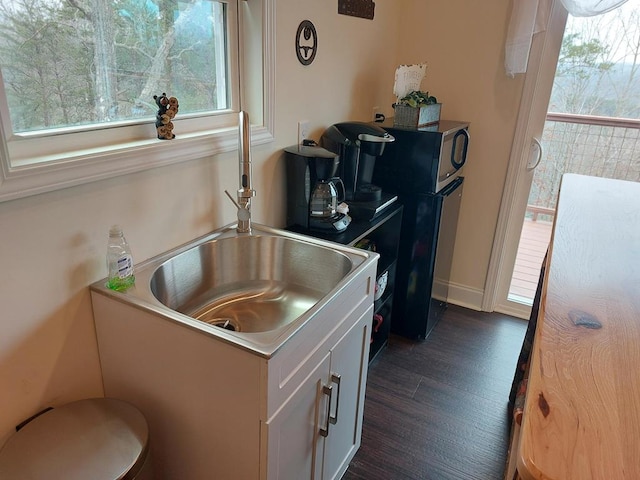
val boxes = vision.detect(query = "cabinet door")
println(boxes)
[322,307,372,480]
[264,352,331,480]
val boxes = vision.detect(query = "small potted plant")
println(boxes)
[393,90,441,127]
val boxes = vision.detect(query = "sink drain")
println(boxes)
[209,318,239,331]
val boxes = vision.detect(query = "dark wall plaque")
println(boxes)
[296,20,318,66]
[338,0,375,20]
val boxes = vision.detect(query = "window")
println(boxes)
[0,0,274,201]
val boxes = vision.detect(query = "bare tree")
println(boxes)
[551,6,640,117]
[0,0,222,131]
[133,1,198,113]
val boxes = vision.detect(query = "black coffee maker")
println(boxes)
[284,145,351,232]
[320,122,396,220]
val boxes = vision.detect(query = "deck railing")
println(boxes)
[527,113,640,214]
[525,204,555,222]
[514,114,639,302]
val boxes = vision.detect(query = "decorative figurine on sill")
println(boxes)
[154,93,179,140]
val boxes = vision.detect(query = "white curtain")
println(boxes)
[561,0,629,16]
[505,0,629,76]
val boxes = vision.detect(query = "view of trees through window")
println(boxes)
[550,2,640,117]
[0,0,229,134]
[529,0,640,214]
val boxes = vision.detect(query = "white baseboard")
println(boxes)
[446,281,484,312]
[442,281,532,320]
[493,302,531,320]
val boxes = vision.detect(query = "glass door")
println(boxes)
[508,0,640,306]
[483,0,568,319]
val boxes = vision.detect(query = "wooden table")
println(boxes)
[515,174,640,479]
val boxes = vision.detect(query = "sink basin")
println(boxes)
[149,235,353,333]
[91,223,378,355]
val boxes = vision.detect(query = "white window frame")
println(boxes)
[0,0,274,203]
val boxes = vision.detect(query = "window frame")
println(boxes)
[0,0,274,202]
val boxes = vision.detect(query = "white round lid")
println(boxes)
[0,398,149,480]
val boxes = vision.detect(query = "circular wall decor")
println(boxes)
[296,20,317,66]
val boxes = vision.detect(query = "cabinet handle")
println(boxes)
[329,373,341,425]
[319,384,333,437]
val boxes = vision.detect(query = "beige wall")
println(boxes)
[397,0,525,306]
[0,0,522,444]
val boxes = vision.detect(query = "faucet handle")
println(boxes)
[225,190,252,233]
[224,190,241,209]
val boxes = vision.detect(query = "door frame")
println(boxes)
[483,0,569,319]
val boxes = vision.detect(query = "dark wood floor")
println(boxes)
[344,305,528,480]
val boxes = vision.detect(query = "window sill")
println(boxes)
[0,124,274,202]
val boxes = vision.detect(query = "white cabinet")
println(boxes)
[264,307,371,480]
[322,309,370,479]
[264,351,329,479]
[92,257,375,480]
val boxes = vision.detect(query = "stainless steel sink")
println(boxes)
[149,234,353,333]
[90,223,378,355]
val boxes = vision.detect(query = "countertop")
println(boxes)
[517,174,640,479]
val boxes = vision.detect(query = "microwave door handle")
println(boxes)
[451,129,469,168]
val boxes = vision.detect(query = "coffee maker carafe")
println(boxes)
[320,122,396,220]
[310,180,339,218]
[284,145,351,232]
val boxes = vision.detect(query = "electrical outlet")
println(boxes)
[298,120,310,145]
[372,106,381,122]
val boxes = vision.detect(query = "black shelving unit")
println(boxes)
[287,203,403,362]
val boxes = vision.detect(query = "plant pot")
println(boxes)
[393,103,441,127]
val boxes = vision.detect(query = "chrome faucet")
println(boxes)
[225,111,256,233]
